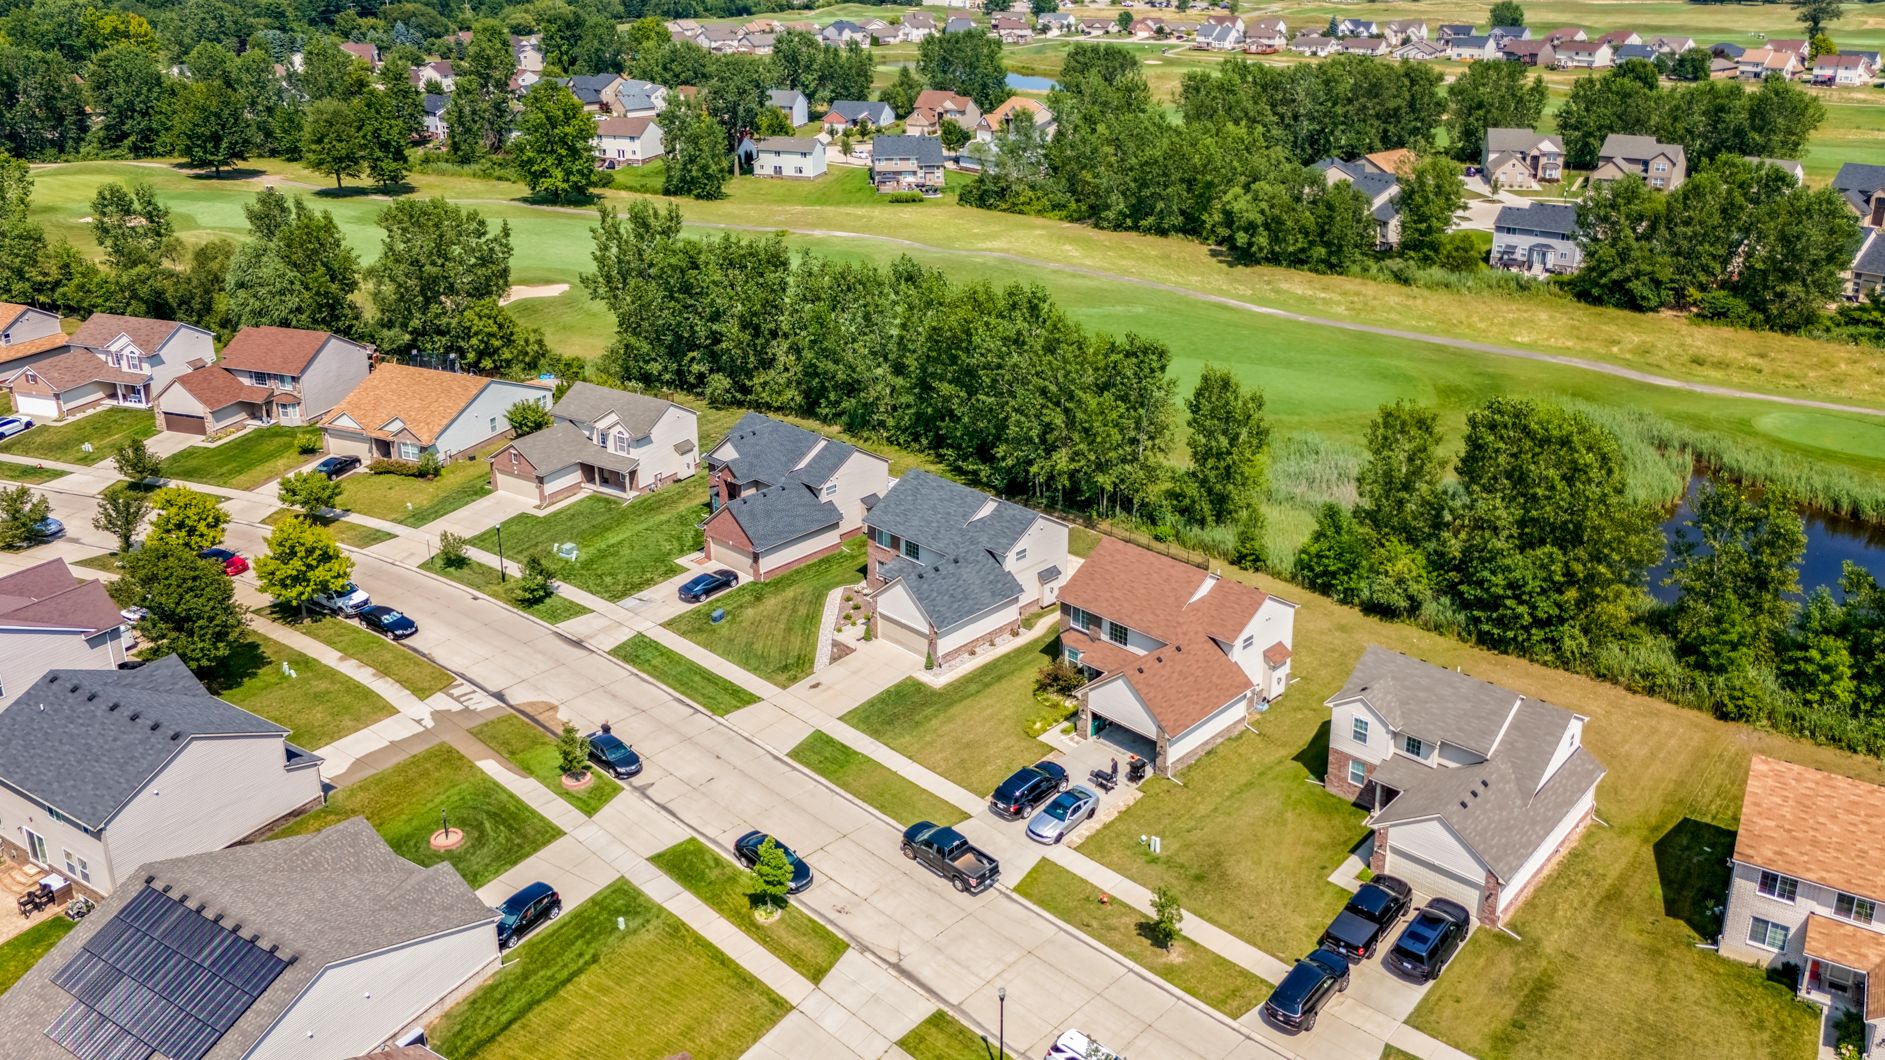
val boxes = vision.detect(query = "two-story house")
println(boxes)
[593,116,664,168]
[1815,51,1879,86]
[0,559,127,705]
[752,136,827,179]
[489,382,697,508]
[1313,158,1402,249]
[975,98,1056,143]
[1482,128,1564,188]
[906,90,982,138]
[1325,647,1606,929]
[766,88,809,126]
[1059,538,1295,776]
[318,363,551,463]
[864,470,1068,664]
[5,314,212,421]
[1591,133,1687,190]
[1721,757,1885,1053]
[0,656,325,899]
[1551,39,1613,68]
[1489,202,1582,274]
[0,303,70,382]
[1245,18,1287,49]
[871,135,947,194]
[152,326,370,435]
[701,413,889,580]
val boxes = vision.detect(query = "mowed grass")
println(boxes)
[1014,860,1271,1019]
[844,627,1065,796]
[788,731,967,828]
[430,877,789,1060]
[160,428,310,489]
[648,838,849,983]
[0,918,76,994]
[262,507,395,547]
[0,407,155,465]
[420,553,594,624]
[287,614,454,699]
[208,632,396,750]
[0,460,66,483]
[340,454,493,526]
[470,714,622,817]
[897,1009,998,1060]
[466,487,705,602]
[664,538,864,687]
[611,635,759,715]
[272,743,560,888]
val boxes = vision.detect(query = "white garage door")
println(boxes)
[492,468,538,500]
[15,394,62,419]
[878,613,930,657]
[326,431,373,459]
[708,539,755,578]
[1388,849,1486,911]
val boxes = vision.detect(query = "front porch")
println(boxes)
[1802,913,1885,1058]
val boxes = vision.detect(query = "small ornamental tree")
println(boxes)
[277,470,342,515]
[751,836,795,916]
[512,553,556,605]
[556,722,590,779]
[113,438,164,482]
[1149,886,1184,950]
[92,487,151,553]
[506,399,553,436]
[438,530,469,568]
[148,485,228,551]
[254,514,353,617]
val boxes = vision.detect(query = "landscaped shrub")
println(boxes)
[416,451,444,478]
[886,191,925,203]
[295,430,322,455]
[368,459,422,477]
[510,554,557,606]
[438,531,469,568]
[1035,659,1085,697]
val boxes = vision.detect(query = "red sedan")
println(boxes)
[198,547,250,576]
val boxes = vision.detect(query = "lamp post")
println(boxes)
[495,522,506,582]
[997,986,1006,1060]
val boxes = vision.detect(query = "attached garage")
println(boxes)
[158,411,207,435]
[490,464,540,500]
[877,612,929,657]
[1386,847,1487,910]
[324,430,374,459]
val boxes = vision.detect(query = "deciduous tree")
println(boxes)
[1182,365,1268,525]
[92,487,150,553]
[0,485,51,549]
[277,471,342,515]
[506,399,553,436]
[113,541,245,671]
[301,98,365,189]
[147,485,228,551]
[254,515,353,617]
[513,81,600,203]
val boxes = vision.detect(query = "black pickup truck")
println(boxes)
[1319,874,1413,960]
[901,822,1000,894]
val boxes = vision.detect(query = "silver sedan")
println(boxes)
[1026,785,1099,845]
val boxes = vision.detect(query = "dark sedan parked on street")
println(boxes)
[585,724,643,779]
[1262,946,1351,1033]
[312,455,362,479]
[357,604,418,640]
[989,760,1069,820]
[678,569,739,603]
[1387,898,1472,982]
[734,831,814,893]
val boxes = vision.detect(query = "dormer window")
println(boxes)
[901,539,920,561]
[1403,735,1424,757]
[1106,620,1129,646]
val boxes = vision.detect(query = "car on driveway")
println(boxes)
[30,517,63,541]
[1026,785,1098,844]
[357,604,417,639]
[1319,874,1412,960]
[1386,898,1471,982]
[198,547,250,576]
[678,569,739,603]
[312,581,371,615]
[734,831,813,893]
[585,723,642,778]
[989,760,1068,820]
[0,416,34,440]
[1262,945,1351,1033]
[312,455,361,479]
[494,881,561,949]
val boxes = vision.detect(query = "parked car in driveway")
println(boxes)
[494,881,561,949]
[1026,785,1098,844]
[901,821,999,894]
[585,723,642,778]
[311,581,371,615]
[734,831,813,893]
[312,454,361,479]
[1262,946,1351,1033]
[1319,874,1412,960]
[357,604,417,639]
[30,516,63,541]
[0,416,34,440]
[198,547,250,576]
[989,760,1068,820]
[1387,898,1471,982]
[678,569,739,602]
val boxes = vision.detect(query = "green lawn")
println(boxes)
[286,614,454,699]
[71,553,119,572]
[420,553,595,624]
[787,731,967,828]
[0,918,76,994]
[664,538,865,687]
[0,408,155,465]
[272,743,560,888]
[0,460,66,483]
[340,452,493,526]
[611,635,759,715]
[470,714,622,817]
[208,632,396,750]
[844,627,1065,797]
[160,427,311,489]
[262,507,396,547]
[648,838,848,983]
[466,487,705,602]
[430,877,790,1060]
[897,1009,997,1060]
[1014,860,1271,1019]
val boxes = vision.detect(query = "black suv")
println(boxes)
[1319,874,1413,960]
[1262,946,1351,1033]
[495,881,561,949]
[989,761,1069,820]
[1387,898,1471,981]
[585,724,643,779]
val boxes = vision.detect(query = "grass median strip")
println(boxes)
[1014,860,1271,1019]
[470,714,621,817]
[612,635,759,715]
[0,918,76,994]
[0,460,66,483]
[340,456,493,527]
[665,538,865,687]
[421,553,593,624]
[210,632,396,750]
[648,837,848,983]
[787,731,967,828]
[263,508,395,548]
[896,1009,999,1060]
[287,614,454,699]
[430,877,789,1060]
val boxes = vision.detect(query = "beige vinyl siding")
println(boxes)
[1168,693,1250,762]
[433,381,549,456]
[758,525,840,575]
[710,539,756,577]
[878,611,930,656]
[1085,678,1162,742]
[0,627,122,706]
[297,337,372,419]
[640,405,700,483]
[826,452,891,533]
[1718,861,1885,966]
[1003,517,1069,607]
[1328,699,1389,766]
[934,598,1019,656]
[0,782,108,883]
[1389,818,1490,883]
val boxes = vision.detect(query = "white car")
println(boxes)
[312,582,372,616]
[0,416,34,440]
[1046,1029,1122,1060]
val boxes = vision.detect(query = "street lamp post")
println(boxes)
[496,522,506,583]
[997,986,1006,1060]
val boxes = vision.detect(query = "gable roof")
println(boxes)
[160,365,274,412]
[11,348,149,391]
[507,420,639,477]
[872,135,944,165]
[865,469,1042,557]
[709,412,863,489]
[559,73,618,105]
[1326,646,1522,756]
[68,313,186,354]
[552,382,684,438]
[0,657,296,829]
[914,90,973,113]
[715,483,841,551]
[215,327,346,376]
[1485,128,1558,154]
[1735,756,1885,899]
[1494,201,1580,237]
[1834,162,1885,212]
[0,559,121,636]
[755,136,820,153]
[1598,133,1685,168]
[767,88,806,109]
[826,100,892,123]
[318,364,540,446]
[878,552,1022,631]
[595,115,657,137]
[0,332,70,368]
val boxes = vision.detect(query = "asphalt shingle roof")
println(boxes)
[1493,201,1580,237]
[871,135,944,166]
[1327,646,1521,756]
[508,420,639,477]
[710,412,860,490]
[551,381,679,438]
[719,483,841,551]
[68,314,185,355]
[0,558,121,635]
[865,469,1037,559]
[878,553,1021,630]
[1835,162,1885,212]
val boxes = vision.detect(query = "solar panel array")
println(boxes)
[45,887,288,1060]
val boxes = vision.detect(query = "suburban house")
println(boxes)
[2,353,150,422]
[1747,156,1806,183]
[752,136,826,178]
[6,314,212,421]
[411,59,456,92]
[767,88,809,126]
[592,116,664,167]
[1489,202,1582,274]
[864,469,1069,664]
[1334,18,1378,38]
[1395,40,1447,61]
[910,89,981,134]
[903,11,938,39]
[1738,46,1804,79]
[1538,26,1587,45]
[1195,20,1243,50]
[1436,23,1476,42]
[1447,35,1498,61]
[318,363,551,463]
[976,97,1056,142]
[1289,34,1338,57]
[1847,228,1885,300]
[1499,39,1555,66]
[1079,17,1115,37]
[1613,43,1658,64]
[1313,158,1402,249]
[702,413,889,580]
[820,19,868,44]
[1551,39,1613,68]
[1591,133,1687,190]
[990,14,1033,42]
[1651,34,1697,54]
[1488,24,1529,44]
[871,135,947,194]
[422,93,449,140]
[1596,29,1641,47]
[1246,18,1287,49]
[1038,11,1075,36]
[153,326,370,435]
[1836,162,1885,226]
[1341,37,1390,57]
[560,72,621,111]
[1482,128,1564,188]
[0,559,127,705]
[1325,647,1607,929]
[0,818,499,1060]
[1383,19,1427,45]
[944,16,977,34]
[1814,51,1879,86]
[1719,756,1885,1053]
[489,382,698,508]
[0,656,325,899]
[822,100,896,133]
[0,303,67,381]
[1059,538,1296,777]
[339,41,380,68]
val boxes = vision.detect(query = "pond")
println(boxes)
[1005,73,1059,91]
[1649,476,1885,604]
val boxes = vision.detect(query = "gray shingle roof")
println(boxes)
[509,420,639,477]
[878,553,1022,631]
[551,380,681,439]
[865,469,1038,560]
[1485,128,1555,154]
[756,136,820,153]
[767,89,806,109]
[1853,230,1885,278]
[872,135,944,166]
[1493,201,1580,237]
[1834,162,1885,213]
[827,100,892,124]
[1598,133,1685,170]
[0,657,294,829]
[1325,646,1521,756]
[559,73,616,105]
[720,484,841,551]
[709,412,859,490]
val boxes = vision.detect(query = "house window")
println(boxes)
[1747,917,1790,952]
[63,850,89,884]
[1107,620,1129,646]
[1062,603,1094,630]
[123,354,141,371]
[46,806,70,826]
[870,528,893,550]
[490,416,498,433]
[398,442,420,461]
[1836,893,1877,925]
[901,539,921,561]
[614,432,628,454]
[1348,760,1367,788]
[1351,717,1369,744]
[1758,871,1799,903]
[1403,735,1424,757]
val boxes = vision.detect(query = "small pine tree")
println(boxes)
[416,450,444,478]
[1149,886,1184,950]
[438,530,469,568]
[511,554,556,605]
[751,837,795,915]
[556,722,589,778]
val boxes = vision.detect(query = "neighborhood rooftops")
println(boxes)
[214,326,346,377]
[551,380,679,439]
[1485,128,1560,154]
[68,313,190,353]
[0,657,298,829]
[1494,201,1580,237]
[1834,162,1885,212]
[508,420,640,478]
[710,411,863,490]
[11,349,147,391]
[1598,132,1686,169]
[0,558,122,635]
[161,365,275,412]
[1734,756,1885,900]
[865,469,1040,559]
[595,115,657,138]
[1327,646,1524,757]
[318,363,546,447]
[715,483,841,551]
[754,136,821,153]
[871,135,945,166]
[877,552,1022,630]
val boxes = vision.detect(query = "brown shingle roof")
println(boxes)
[596,115,655,137]
[166,365,274,412]
[0,558,122,635]
[1736,756,1885,900]
[69,313,184,354]
[0,332,70,367]
[217,326,339,376]
[1804,914,1885,1019]
[10,348,146,390]
[319,364,538,446]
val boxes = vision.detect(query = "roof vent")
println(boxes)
[144,875,155,886]
[159,884,171,894]
[149,720,161,732]
[170,731,182,741]
[86,692,96,702]
[108,702,121,712]
[1136,666,1144,674]
[1458,800,1468,810]
[128,711,140,722]
[212,913,224,924]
